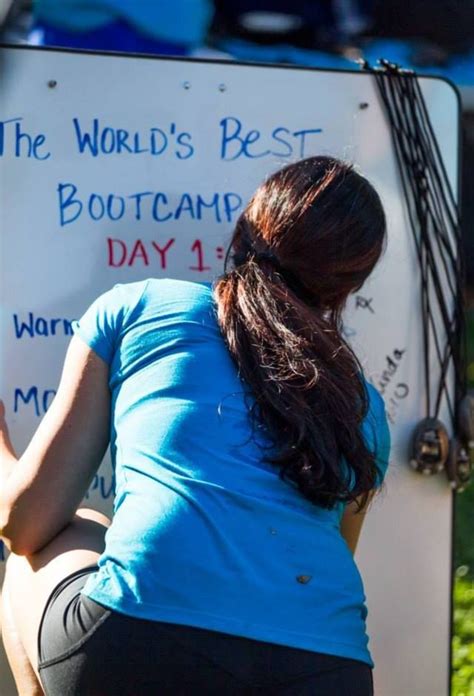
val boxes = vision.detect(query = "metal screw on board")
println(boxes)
[218,84,227,92]
[47,80,57,89]
[359,102,369,109]
[182,81,191,90]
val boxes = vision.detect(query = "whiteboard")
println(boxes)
[0,46,459,696]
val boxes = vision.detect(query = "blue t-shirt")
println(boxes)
[73,278,390,667]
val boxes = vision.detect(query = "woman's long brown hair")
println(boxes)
[214,156,387,511]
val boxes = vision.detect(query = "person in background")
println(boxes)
[1,156,390,695]
[29,0,214,55]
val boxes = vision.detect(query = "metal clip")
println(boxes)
[446,438,472,492]
[458,393,474,443]
[410,417,450,475]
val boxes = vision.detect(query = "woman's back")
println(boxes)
[74,277,390,667]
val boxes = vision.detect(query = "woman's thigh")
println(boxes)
[2,507,111,684]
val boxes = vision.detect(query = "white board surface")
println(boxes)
[0,46,460,696]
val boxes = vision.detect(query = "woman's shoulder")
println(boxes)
[142,277,213,297]
[108,277,212,296]
[82,278,215,332]
[115,279,219,337]
[139,278,215,315]
[103,277,213,312]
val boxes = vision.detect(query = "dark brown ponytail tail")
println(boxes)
[215,258,380,510]
[214,156,387,510]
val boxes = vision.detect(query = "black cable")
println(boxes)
[360,59,465,436]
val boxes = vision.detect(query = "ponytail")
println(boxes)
[214,156,387,511]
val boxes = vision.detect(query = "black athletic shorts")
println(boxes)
[37,565,374,695]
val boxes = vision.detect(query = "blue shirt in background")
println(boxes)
[73,278,391,667]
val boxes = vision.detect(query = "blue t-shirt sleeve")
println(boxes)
[362,382,391,489]
[73,281,149,363]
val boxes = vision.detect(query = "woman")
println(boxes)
[0,155,390,695]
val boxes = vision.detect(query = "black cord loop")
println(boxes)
[359,58,467,477]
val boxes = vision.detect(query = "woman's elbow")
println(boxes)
[0,510,48,556]
[0,518,32,556]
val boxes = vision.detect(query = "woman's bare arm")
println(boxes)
[0,336,110,555]
[339,490,376,555]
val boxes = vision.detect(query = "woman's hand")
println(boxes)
[0,398,9,437]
